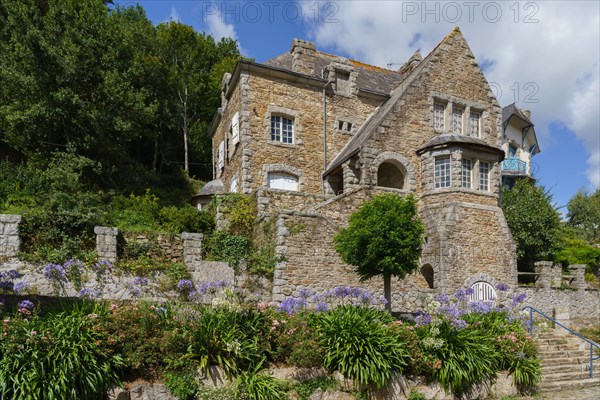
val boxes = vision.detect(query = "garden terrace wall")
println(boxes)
[0,214,22,257]
[121,231,184,263]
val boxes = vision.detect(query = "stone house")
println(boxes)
[196,27,521,311]
[500,103,540,188]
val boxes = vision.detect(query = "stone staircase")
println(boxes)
[536,331,600,391]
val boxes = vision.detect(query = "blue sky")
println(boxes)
[115,1,599,211]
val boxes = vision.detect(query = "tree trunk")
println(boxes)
[384,273,392,312]
[182,87,189,172]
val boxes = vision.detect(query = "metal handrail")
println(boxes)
[522,306,600,379]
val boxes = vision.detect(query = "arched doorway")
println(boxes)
[469,281,497,305]
[421,264,434,289]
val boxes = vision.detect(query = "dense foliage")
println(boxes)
[0,279,541,399]
[0,0,241,261]
[567,189,600,244]
[334,194,424,310]
[501,180,561,272]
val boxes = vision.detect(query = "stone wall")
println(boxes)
[0,214,22,257]
[256,187,326,216]
[121,231,184,263]
[522,287,600,328]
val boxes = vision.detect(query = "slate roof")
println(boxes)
[502,103,533,126]
[191,179,224,200]
[264,51,403,95]
[416,134,504,157]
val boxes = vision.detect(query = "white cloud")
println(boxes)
[169,6,181,23]
[205,8,238,42]
[300,1,600,189]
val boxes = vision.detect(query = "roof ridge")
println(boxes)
[315,50,401,74]
[324,29,460,175]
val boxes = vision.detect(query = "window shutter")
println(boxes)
[218,141,224,170]
[231,112,240,145]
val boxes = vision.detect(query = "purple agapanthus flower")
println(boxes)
[177,279,194,292]
[133,276,149,286]
[416,311,432,325]
[18,299,34,311]
[496,282,509,292]
[279,297,306,315]
[451,318,468,330]
[470,301,493,314]
[436,293,450,304]
[13,281,30,294]
[77,288,100,299]
[43,263,67,282]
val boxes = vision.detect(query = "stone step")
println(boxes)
[540,356,591,366]
[538,343,580,352]
[540,377,600,390]
[542,370,597,382]
[542,362,600,374]
[538,349,591,358]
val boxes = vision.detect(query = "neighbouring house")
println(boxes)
[194,27,520,311]
[500,103,540,189]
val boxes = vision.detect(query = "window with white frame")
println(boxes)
[479,161,490,191]
[469,111,480,137]
[267,172,298,191]
[451,107,464,134]
[434,102,445,131]
[434,157,451,189]
[217,141,224,171]
[462,158,472,189]
[231,112,240,145]
[230,175,238,193]
[271,115,294,144]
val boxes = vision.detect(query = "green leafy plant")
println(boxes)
[295,376,337,400]
[163,369,199,400]
[317,305,410,390]
[206,230,252,271]
[0,305,123,399]
[334,194,424,310]
[235,361,287,400]
[268,311,324,368]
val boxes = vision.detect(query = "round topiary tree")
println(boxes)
[334,193,424,311]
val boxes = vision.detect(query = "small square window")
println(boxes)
[435,157,451,189]
[271,115,294,144]
[479,162,490,191]
[338,120,344,130]
[462,159,472,189]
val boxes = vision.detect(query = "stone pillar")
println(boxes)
[0,214,22,257]
[568,264,587,290]
[94,226,118,263]
[182,232,203,267]
[553,307,570,336]
[550,263,562,288]
[534,261,553,288]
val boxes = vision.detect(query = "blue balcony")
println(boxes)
[501,158,527,174]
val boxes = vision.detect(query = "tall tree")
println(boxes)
[334,194,424,311]
[501,179,561,271]
[567,189,600,244]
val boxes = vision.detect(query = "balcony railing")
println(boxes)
[501,158,527,174]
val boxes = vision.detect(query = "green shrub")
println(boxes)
[317,305,410,390]
[186,306,268,377]
[0,305,123,399]
[268,311,324,368]
[159,205,215,234]
[295,376,337,400]
[206,230,252,271]
[97,301,181,379]
[236,362,287,400]
[163,369,199,400]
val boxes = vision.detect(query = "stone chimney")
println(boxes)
[290,39,316,76]
[397,50,423,77]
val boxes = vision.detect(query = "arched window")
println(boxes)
[267,172,299,191]
[377,161,405,189]
[469,281,497,305]
[421,264,434,289]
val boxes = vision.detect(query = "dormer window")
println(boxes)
[271,115,294,144]
[336,70,351,95]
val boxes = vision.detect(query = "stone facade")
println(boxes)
[0,214,22,257]
[202,28,572,314]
